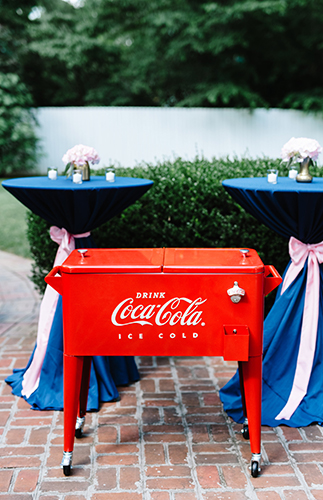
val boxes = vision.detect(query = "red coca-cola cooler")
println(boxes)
[45,247,281,477]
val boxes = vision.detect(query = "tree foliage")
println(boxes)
[0,0,36,73]
[1,0,322,173]
[0,73,39,175]
[19,0,323,111]
[0,1,39,175]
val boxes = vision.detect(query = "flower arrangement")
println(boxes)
[281,137,322,163]
[62,144,100,167]
[281,137,322,182]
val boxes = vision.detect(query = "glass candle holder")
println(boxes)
[288,166,298,179]
[105,167,115,182]
[48,167,58,180]
[267,169,278,184]
[73,169,83,184]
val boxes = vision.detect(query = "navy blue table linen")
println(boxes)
[3,175,153,411]
[2,176,153,234]
[220,177,323,427]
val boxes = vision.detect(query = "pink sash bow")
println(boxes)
[275,236,323,420]
[21,227,90,398]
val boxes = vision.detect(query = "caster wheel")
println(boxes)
[241,424,249,440]
[63,464,71,476]
[75,428,83,439]
[75,416,85,439]
[251,461,259,478]
[61,451,73,475]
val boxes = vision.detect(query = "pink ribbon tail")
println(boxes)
[275,236,323,420]
[21,227,90,398]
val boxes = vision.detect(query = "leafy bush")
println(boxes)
[0,73,39,176]
[28,156,321,310]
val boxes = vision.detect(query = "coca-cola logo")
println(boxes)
[111,296,207,327]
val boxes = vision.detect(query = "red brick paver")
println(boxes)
[1,250,323,499]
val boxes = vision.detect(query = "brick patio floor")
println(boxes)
[1,250,323,500]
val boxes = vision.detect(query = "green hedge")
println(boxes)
[27,156,322,311]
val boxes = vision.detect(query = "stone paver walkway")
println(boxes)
[0,250,323,500]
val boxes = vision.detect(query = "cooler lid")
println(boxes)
[163,248,264,273]
[60,248,164,273]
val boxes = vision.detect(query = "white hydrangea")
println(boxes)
[62,144,100,166]
[281,137,322,163]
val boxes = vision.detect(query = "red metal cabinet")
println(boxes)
[46,247,281,477]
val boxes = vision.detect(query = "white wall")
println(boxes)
[35,107,323,173]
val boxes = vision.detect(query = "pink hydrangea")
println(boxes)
[62,144,100,166]
[281,137,322,163]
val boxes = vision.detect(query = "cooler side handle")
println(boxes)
[45,266,63,295]
[264,265,282,296]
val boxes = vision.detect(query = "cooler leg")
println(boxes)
[240,355,262,477]
[62,354,84,476]
[75,356,92,438]
[238,362,249,440]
